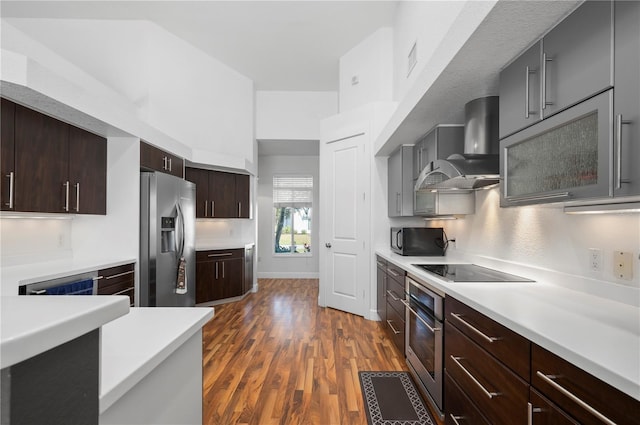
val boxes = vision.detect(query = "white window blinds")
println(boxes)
[273,175,313,208]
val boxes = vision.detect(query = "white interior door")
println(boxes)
[319,131,370,317]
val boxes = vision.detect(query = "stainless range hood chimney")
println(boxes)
[416,96,500,191]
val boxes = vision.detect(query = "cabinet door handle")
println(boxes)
[112,286,134,296]
[222,261,225,278]
[168,157,172,172]
[527,402,542,425]
[525,66,537,119]
[105,270,135,280]
[506,192,570,204]
[541,52,553,111]
[75,183,80,212]
[450,356,500,399]
[387,269,400,278]
[450,414,464,425]
[238,202,241,217]
[204,200,208,217]
[535,371,616,425]
[63,181,70,211]
[386,289,400,301]
[6,171,14,209]
[615,114,633,190]
[396,192,401,214]
[211,201,215,217]
[450,312,499,343]
[207,253,233,257]
[215,262,219,280]
[162,156,168,170]
[376,261,385,268]
[386,320,402,335]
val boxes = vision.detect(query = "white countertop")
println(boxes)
[0,295,130,369]
[99,306,214,413]
[1,257,136,296]
[196,241,254,251]
[375,248,640,401]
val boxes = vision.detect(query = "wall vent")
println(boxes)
[407,41,417,77]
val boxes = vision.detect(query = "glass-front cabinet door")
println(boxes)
[500,90,612,206]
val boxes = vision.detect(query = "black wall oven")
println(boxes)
[404,274,444,416]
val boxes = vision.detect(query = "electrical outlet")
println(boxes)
[588,248,602,272]
[614,251,633,280]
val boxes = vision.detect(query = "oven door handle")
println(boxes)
[401,299,441,333]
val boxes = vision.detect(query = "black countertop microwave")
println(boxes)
[390,227,445,256]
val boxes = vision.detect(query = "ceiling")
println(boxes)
[1,0,397,91]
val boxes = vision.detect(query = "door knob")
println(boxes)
[325,243,332,248]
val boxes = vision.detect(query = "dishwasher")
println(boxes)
[19,271,99,296]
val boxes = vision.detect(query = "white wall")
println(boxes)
[392,1,467,102]
[0,218,73,266]
[339,27,393,113]
[256,91,338,140]
[257,155,319,278]
[2,18,255,168]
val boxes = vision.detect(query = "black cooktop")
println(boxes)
[413,264,534,283]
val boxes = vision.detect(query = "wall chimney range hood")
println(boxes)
[416,96,500,191]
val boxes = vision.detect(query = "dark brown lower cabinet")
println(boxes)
[531,344,640,425]
[196,249,247,304]
[528,388,579,425]
[444,296,640,425]
[97,263,135,306]
[445,371,490,425]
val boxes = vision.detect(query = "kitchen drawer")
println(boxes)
[445,370,490,425]
[532,344,640,425]
[385,301,405,355]
[375,256,387,269]
[385,276,405,317]
[97,280,135,305]
[445,321,529,425]
[196,248,244,262]
[529,388,579,425]
[98,263,135,287]
[386,262,405,286]
[446,296,530,380]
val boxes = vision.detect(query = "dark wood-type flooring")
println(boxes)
[202,278,443,425]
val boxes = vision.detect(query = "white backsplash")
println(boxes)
[0,218,73,266]
[195,219,255,247]
[431,187,640,292]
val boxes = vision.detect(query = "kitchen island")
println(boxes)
[1,295,213,424]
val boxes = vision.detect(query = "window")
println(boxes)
[273,175,312,255]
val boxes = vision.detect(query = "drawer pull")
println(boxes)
[105,270,135,280]
[386,320,402,335]
[450,356,500,399]
[527,402,542,425]
[403,299,440,333]
[386,290,401,301]
[450,312,499,343]
[450,414,464,425]
[387,269,400,277]
[207,253,233,257]
[535,371,616,425]
[376,261,385,267]
[111,287,134,296]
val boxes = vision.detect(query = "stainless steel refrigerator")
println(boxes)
[140,171,196,307]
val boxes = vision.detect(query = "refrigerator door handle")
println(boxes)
[176,203,186,258]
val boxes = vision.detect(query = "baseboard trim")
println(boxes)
[257,272,320,279]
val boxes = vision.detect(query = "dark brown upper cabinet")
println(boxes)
[69,126,107,214]
[15,103,70,213]
[140,140,184,178]
[1,98,16,211]
[1,98,107,215]
[185,166,250,219]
